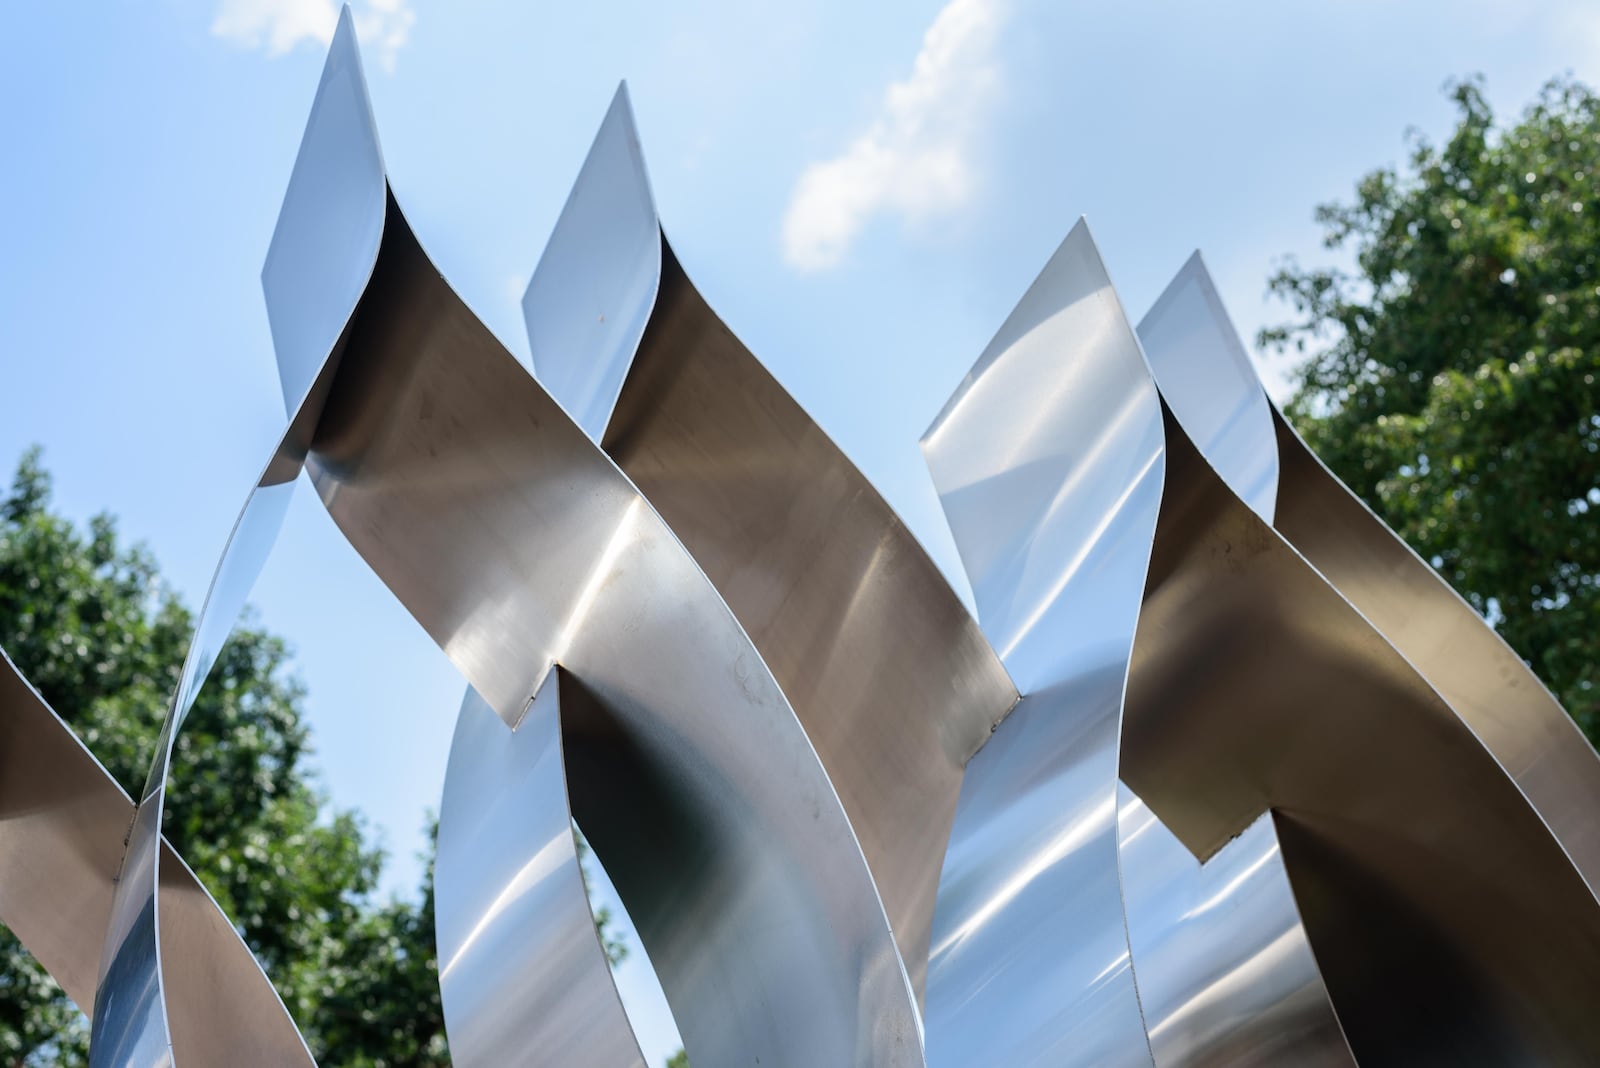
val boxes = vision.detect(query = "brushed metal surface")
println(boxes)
[1130,253,1346,1066]
[8,9,1595,1061]
[1272,405,1600,892]
[1135,253,1276,522]
[1127,401,1600,1063]
[0,646,139,1017]
[1138,249,1600,928]
[301,198,922,1066]
[86,14,385,1061]
[524,88,1018,1002]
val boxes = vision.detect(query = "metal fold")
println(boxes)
[296,192,922,1067]
[1139,255,1600,896]
[1133,251,1600,1061]
[0,648,311,1066]
[435,674,646,1068]
[523,86,1017,1005]
[920,220,1159,1067]
[1126,397,1600,1063]
[7,10,1597,1064]
[86,11,383,1062]
[250,39,924,1063]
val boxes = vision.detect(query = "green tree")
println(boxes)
[0,449,445,1065]
[1263,75,1600,742]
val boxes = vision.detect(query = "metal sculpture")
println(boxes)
[1,8,1598,1065]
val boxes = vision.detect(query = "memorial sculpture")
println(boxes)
[2,10,1597,1065]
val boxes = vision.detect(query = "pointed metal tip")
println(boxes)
[603,80,641,138]
[332,3,360,52]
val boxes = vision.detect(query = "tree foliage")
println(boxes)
[0,449,445,1065]
[1263,75,1600,741]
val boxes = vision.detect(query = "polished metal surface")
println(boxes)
[86,12,383,1062]
[921,220,1159,1067]
[90,456,305,1068]
[343,197,918,1061]
[1276,403,1600,894]
[300,197,922,1067]
[1135,253,1276,521]
[0,645,138,1017]
[522,86,661,444]
[1138,250,1600,916]
[1117,787,1350,1068]
[6,8,1600,1063]
[1273,402,1600,873]
[1130,254,1347,1066]
[524,88,1017,1001]
[1127,403,1600,1063]
[0,647,311,1065]
[436,676,645,1067]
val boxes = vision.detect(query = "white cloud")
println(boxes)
[211,0,415,71]
[781,0,1008,271]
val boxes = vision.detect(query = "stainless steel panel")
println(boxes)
[8,7,1594,1060]
[0,646,138,1016]
[261,4,386,421]
[1138,250,1600,924]
[1125,403,1600,1062]
[1131,253,1345,1066]
[436,676,645,1067]
[296,191,923,1066]
[523,92,1018,1002]
[522,85,661,443]
[0,647,311,1065]
[1117,786,1350,1068]
[1135,253,1276,522]
[920,220,1158,1066]
[157,844,316,1067]
[1272,408,1600,893]
[89,12,382,1063]
[90,463,302,1067]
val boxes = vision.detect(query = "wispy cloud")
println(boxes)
[211,0,415,71]
[781,0,1008,271]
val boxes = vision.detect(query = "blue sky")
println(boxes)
[3,0,1599,1059]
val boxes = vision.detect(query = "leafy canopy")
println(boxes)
[0,449,653,1065]
[1263,76,1600,741]
[0,448,446,1066]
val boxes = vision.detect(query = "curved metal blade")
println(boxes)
[920,220,1160,1068]
[522,86,1017,1005]
[0,649,312,1066]
[435,675,646,1067]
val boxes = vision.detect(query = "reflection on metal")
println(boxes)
[1127,273,1600,1062]
[0,649,312,1066]
[0,7,1597,1066]
[436,677,645,1068]
[1140,252,1600,900]
[1117,789,1350,1068]
[522,86,1017,1005]
[920,222,1161,1067]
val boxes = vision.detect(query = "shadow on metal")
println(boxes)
[4,7,1596,1065]
[521,86,1019,1008]
[1133,251,1600,1064]
[1127,375,1600,1065]
[265,20,920,1067]
[435,674,646,1068]
[1143,254,1600,900]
